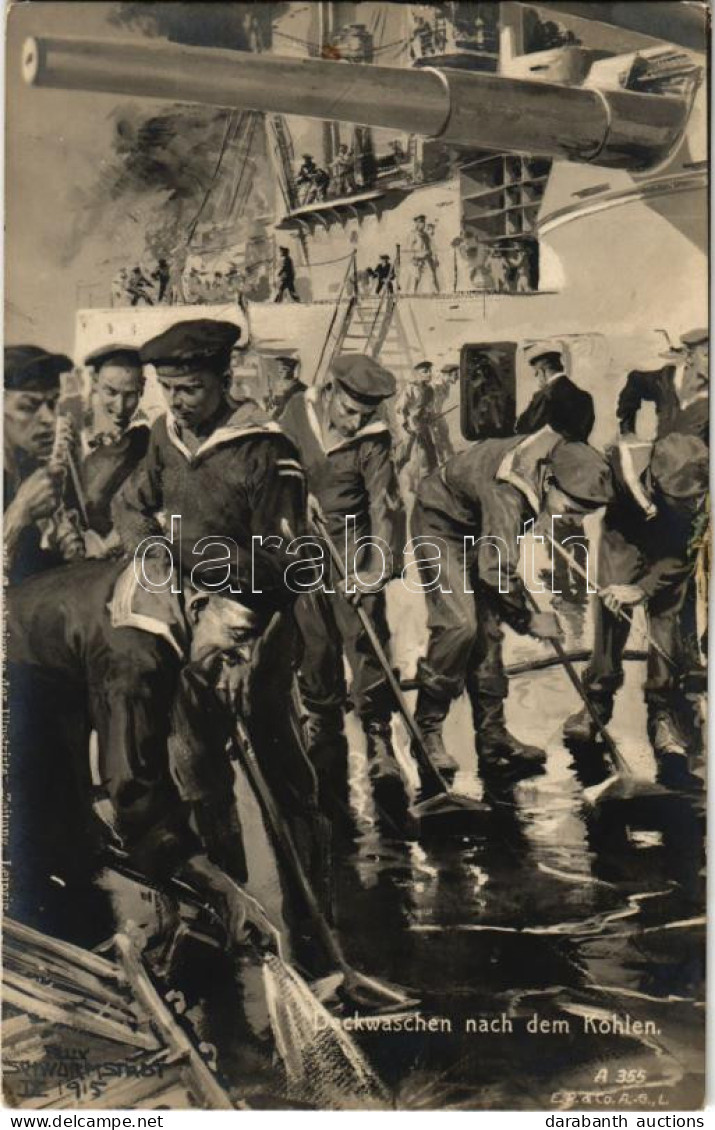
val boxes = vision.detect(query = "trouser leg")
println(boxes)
[581,524,642,718]
[294,591,350,815]
[465,595,546,773]
[413,505,476,782]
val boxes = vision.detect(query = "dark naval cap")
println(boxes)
[651,433,708,499]
[5,345,73,392]
[549,442,614,507]
[680,327,708,348]
[84,343,142,371]
[331,353,396,404]
[140,319,241,377]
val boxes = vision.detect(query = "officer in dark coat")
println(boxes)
[4,345,83,584]
[563,433,708,782]
[516,345,595,442]
[617,328,708,444]
[411,429,614,786]
[279,354,407,826]
[112,319,326,903]
[81,344,150,542]
[6,554,279,950]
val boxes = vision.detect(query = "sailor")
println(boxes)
[112,319,324,884]
[516,344,595,442]
[4,345,84,583]
[617,328,708,444]
[408,215,440,293]
[126,265,155,306]
[396,360,439,489]
[369,254,395,296]
[432,362,460,462]
[411,429,614,785]
[81,344,150,544]
[263,351,307,418]
[329,143,357,198]
[279,353,407,826]
[563,433,708,785]
[6,555,278,951]
[274,246,301,303]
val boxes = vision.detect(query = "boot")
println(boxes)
[473,692,546,781]
[563,699,611,745]
[414,687,459,794]
[364,718,410,830]
[650,711,687,758]
[303,709,352,833]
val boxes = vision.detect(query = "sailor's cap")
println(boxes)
[330,353,396,404]
[5,345,73,392]
[84,344,143,371]
[650,433,708,499]
[549,442,614,507]
[140,319,240,377]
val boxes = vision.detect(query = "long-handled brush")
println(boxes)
[232,724,419,1012]
[312,514,490,824]
[523,587,667,805]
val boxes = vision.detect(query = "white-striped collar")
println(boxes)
[304,384,389,455]
[165,406,282,462]
[108,562,188,659]
[495,426,562,513]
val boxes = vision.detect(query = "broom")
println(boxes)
[523,581,666,805]
[311,513,490,823]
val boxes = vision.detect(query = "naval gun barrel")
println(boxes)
[22,35,689,170]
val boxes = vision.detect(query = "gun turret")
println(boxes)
[23,35,691,171]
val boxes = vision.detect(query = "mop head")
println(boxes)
[262,953,390,1109]
[583,772,670,806]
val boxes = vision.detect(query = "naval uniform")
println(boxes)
[617,364,709,445]
[412,430,613,768]
[5,559,207,941]
[112,397,326,904]
[516,372,595,443]
[280,384,405,724]
[581,438,706,728]
[82,420,151,537]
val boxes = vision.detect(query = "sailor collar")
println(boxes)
[304,384,389,455]
[108,561,189,659]
[495,426,562,513]
[165,403,282,462]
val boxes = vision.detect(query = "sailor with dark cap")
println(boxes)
[411,428,614,786]
[516,343,595,442]
[112,319,325,890]
[617,328,709,444]
[397,359,439,489]
[4,345,84,582]
[81,344,150,543]
[564,432,708,782]
[262,350,307,418]
[279,352,408,827]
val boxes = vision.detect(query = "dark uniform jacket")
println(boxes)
[416,431,564,634]
[112,401,306,610]
[279,385,405,571]
[617,364,709,445]
[605,440,699,600]
[82,421,151,537]
[7,558,202,878]
[516,373,595,442]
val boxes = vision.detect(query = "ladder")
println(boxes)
[267,114,298,211]
[314,248,420,387]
